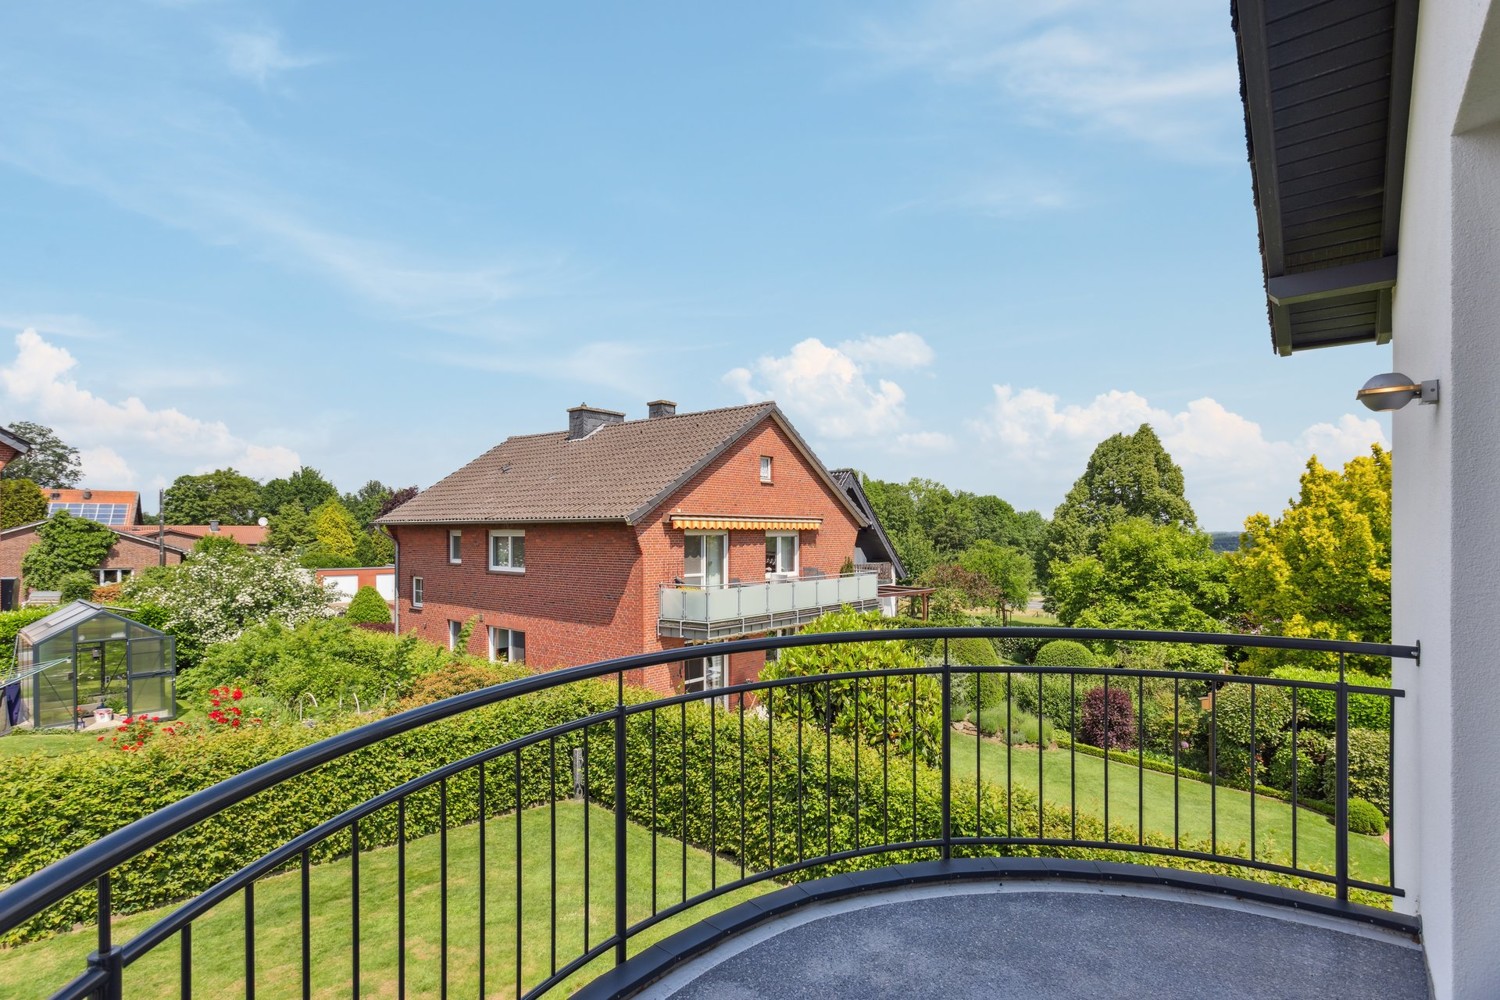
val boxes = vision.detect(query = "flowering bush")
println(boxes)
[205,685,262,729]
[97,714,173,752]
[121,545,335,665]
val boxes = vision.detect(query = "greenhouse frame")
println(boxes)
[6,601,175,731]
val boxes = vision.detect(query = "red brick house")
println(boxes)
[378,401,882,694]
[0,425,30,475]
[0,487,270,608]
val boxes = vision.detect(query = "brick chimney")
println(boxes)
[647,399,677,419]
[566,403,625,441]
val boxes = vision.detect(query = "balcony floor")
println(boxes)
[635,881,1428,1000]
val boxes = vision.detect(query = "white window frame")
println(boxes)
[759,455,773,483]
[765,532,798,580]
[683,654,727,704]
[448,529,462,565]
[411,576,424,608]
[448,620,462,651]
[93,568,133,585]
[683,531,729,589]
[488,529,526,573]
[488,625,526,664]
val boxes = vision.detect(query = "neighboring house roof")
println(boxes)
[1233,0,1418,355]
[0,426,31,454]
[828,469,907,582]
[121,524,269,546]
[379,402,869,528]
[43,489,142,525]
[0,521,194,557]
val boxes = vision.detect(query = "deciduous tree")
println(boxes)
[1229,445,1391,672]
[161,469,263,524]
[958,540,1034,623]
[1,422,83,488]
[1043,424,1195,576]
[260,466,338,517]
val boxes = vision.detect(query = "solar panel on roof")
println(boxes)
[47,502,128,525]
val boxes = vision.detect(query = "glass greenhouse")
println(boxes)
[6,601,175,731]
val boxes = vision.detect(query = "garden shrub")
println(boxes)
[1268,667,1392,732]
[1266,731,1333,800]
[344,585,391,624]
[58,571,97,603]
[399,659,529,708]
[968,701,1054,746]
[993,623,1051,666]
[1204,682,1291,787]
[1139,679,1204,758]
[946,636,1004,710]
[0,607,53,672]
[1008,671,1082,730]
[1034,640,1096,668]
[1080,685,1136,749]
[185,618,464,711]
[761,607,941,764]
[1346,797,1385,836]
[1340,727,1391,814]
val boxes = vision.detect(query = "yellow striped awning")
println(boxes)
[670,515,821,531]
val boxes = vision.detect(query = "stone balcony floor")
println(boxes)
[634,881,1429,1000]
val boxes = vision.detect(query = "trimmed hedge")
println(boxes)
[344,585,391,625]
[3,676,1388,944]
[1034,640,1096,668]
[1347,797,1386,836]
[1268,667,1392,732]
[0,607,53,672]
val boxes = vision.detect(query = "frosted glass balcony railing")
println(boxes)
[658,570,881,639]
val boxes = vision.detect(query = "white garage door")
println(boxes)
[375,573,395,600]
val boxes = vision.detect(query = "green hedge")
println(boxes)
[3,675,1387,944]
[0,607,53,673]
[1268,667,1392,732]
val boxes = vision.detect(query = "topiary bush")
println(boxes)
[1080,685,1136,749]
[1034,640,1096,668]
[946,636,1005,709]
[1346,797,1386,836]
[344,585,391,624]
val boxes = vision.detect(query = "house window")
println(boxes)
[449,620,463,651]
[412,576,424,607]
[489,626,526,664]
[94,568,132,585]
[448,530,462,564]
[683,654,726,696]
[759,456,773,483]
[683,532,728,588]
[765,533,798,579]
[489,530,526,572]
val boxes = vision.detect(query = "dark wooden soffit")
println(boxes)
[1234,0,1419,355]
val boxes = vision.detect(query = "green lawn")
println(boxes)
[0,802,771,1000]
[0,731,102,762]
[952,731,1390,884]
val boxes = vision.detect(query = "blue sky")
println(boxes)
[0,1,1390,529]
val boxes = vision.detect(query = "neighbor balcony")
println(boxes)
[657,568,880,640]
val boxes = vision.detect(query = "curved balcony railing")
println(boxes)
[0,627,1417,1000]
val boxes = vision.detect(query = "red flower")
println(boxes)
[96,736,104,742]
[210,699,220,707]
[231,689,243,700]
[122,716,133,724]
[230,718,241,728]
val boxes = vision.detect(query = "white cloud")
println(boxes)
[894,431,956,453]
[974,384,1389,527]
[836,331,936,369]
[725,334,940,439]
[0,329,300,487]
[220,29,325,88]
[851,0,1240,155]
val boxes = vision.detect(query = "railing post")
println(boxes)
[613,672,629,965]
[87,874,123,1000]
[941,637,952,861]
[1335,652,1350,902]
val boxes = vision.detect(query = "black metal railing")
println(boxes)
[0,627,1417,1000]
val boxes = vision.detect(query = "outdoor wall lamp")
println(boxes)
[1356,372,1440,411]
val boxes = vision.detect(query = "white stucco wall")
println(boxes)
[1391,1,1500,996]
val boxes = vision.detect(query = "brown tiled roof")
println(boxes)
[379,402,862,526]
